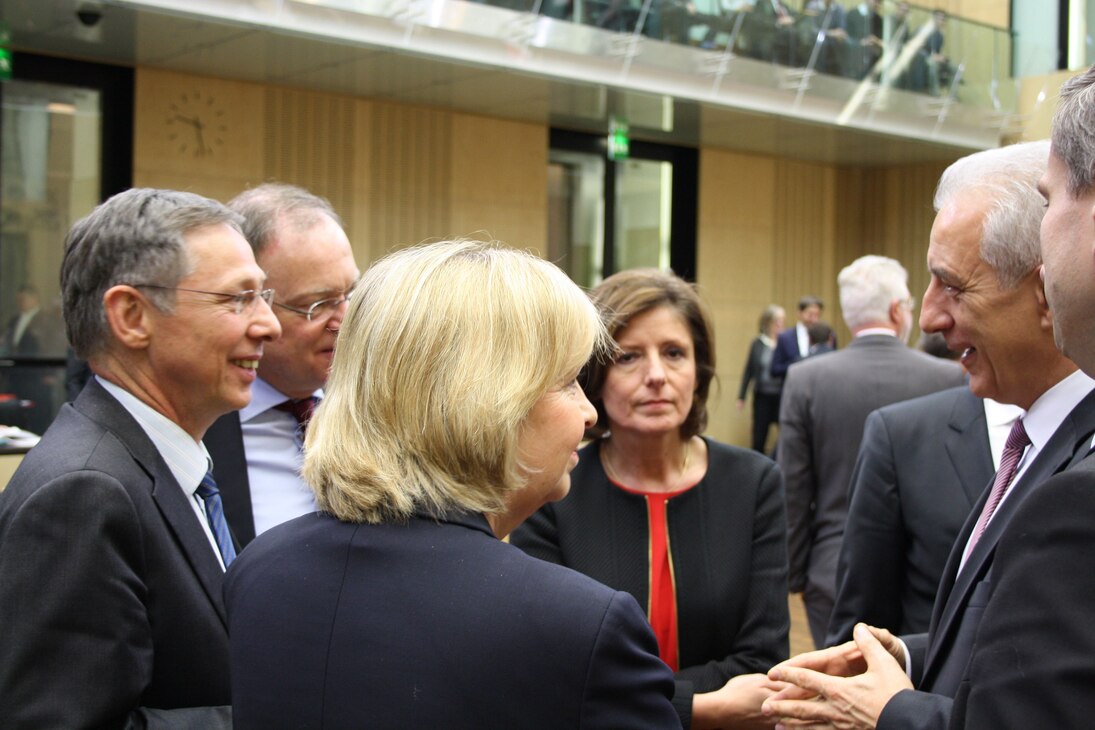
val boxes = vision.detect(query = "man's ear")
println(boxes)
[102,285,155,350]
[888,298,903,327]
[1034,267,1053,332]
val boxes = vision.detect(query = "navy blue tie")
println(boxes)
[196,470,237,567]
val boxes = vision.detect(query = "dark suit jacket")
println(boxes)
[778,335,966,598]
[878,387,1095,730]
[0,379,231,729]
[826,387,993,644]
[769,327,804,378]
[205,412,256,547]
[225,510,682,729]
[951,450,1095,728]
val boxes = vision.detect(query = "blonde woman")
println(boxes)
[224,241,688,728]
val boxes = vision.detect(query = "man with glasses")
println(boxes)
[207,183,359,546]
[0,188,280,727]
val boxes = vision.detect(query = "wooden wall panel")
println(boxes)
[698,149,778,447]
[366,102,453,257]
[263,86,358,246]
[449,115,548,252]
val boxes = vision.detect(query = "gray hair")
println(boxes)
[934,140,1049,290]
[1051,64,1095,197]
[227,182,342,256]
[838,255,909,330]
[61,188,243,358]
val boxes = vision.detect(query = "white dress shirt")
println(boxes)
[96,376,226,570]
[982,397,1024,470]
[796,322,810,358]
[958,369,1095,570]
[237,377,320,537]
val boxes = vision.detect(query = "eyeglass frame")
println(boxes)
[128,284,276,315]
[273,293,352,323]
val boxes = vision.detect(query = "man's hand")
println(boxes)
[693,674,790,730]
[761,624,912,729]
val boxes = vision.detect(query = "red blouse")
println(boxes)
[611,479,699,671]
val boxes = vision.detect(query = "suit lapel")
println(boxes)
[944,390,993,509]
[921,387,1095,682]
[76,380,229,627]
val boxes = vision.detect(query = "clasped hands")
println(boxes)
[760,623,913,730]
[693,623,911,729]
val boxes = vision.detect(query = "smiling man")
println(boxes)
[762,140,1095,730]
[0,188,281,728]
[206,183,359,546]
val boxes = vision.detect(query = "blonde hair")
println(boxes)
[303,240,609,523]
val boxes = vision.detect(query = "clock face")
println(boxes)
[165,91,227,158]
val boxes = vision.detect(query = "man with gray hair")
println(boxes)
[0,188,281,727]
[936,63,1095,728]
[762,137,1095,729]
[206,183,359,547]
[778,254,965,647]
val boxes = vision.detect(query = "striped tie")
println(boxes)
[965,418,1030,560]
[196,470,237,567]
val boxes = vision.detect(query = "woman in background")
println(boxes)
[513,269,789,727]
[737,304,785,453]
[223,242,684,729]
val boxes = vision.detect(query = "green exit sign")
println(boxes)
[608,118,629,161]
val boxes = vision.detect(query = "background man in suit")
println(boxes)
[945,62,1095,728]
[825,386,1019,644]
[770,294,823,378]
[206,183,358,547]
[778,254,965,647]
[0,188,281,728]
[762,140,1095,728]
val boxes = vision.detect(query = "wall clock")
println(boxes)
[164,91,228,158]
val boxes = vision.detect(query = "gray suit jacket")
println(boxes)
[0,379,232,729]
[878,387,1095,730]
[826,387,992,645]
[778,335,966,598]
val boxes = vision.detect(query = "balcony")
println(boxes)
[2,0,1016,162]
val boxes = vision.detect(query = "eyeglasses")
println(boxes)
[130,284,275,315]
[274,294,350,323]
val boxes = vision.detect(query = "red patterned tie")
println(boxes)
[275,396,318,436]
[965,418,1030,560]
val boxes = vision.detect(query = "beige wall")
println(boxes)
[934,0,1009,28]
[134,68,547,267]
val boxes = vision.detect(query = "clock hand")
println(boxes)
[172,113,201,127]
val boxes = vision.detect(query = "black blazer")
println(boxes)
[952,450,1095,728]
[0,379,231,728]
[511,438,789,718]
[205,411,257,547]
[827,387,993,644]
[878,386,1095,730]
[225,510,682,729]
